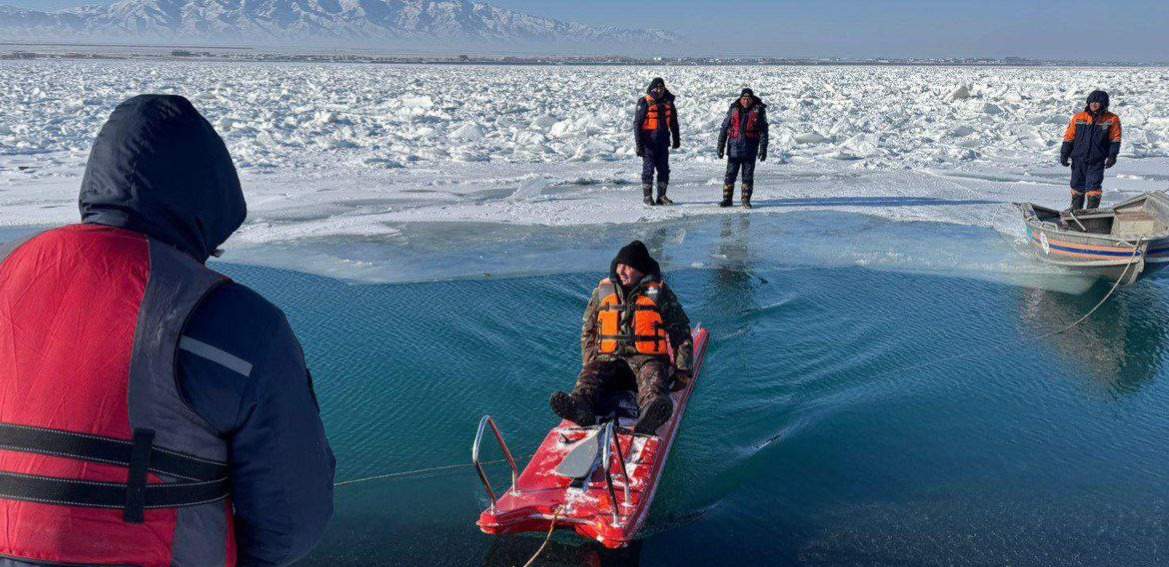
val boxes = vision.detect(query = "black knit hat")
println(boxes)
[612,240,660,277]
[740,88,754,97]
[1086,90,1110,112]
[648,77,666,91]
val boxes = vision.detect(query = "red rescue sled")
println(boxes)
[474,326,710,549]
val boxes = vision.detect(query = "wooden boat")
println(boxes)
[473,326,710,549]
[1017,191,1169,285]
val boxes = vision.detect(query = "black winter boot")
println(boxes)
[642,184,655,206]
[1086,193,1102,209]
[741,183,754,209]
[1070,192,1085,210]
[634,396,673,435]
[656,183,674,205]
[550,391,596,427]
[719,184,733,207]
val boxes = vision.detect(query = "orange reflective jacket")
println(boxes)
[641,96,674,132]
[596,278,670,356]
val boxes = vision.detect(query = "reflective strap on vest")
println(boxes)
[0,422,230,523]
[180,336,253,378]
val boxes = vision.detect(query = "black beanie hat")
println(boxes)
[740,88,754,97]
[1086,90,1110,111]
[648,77,666,91]
[613,240,660,276]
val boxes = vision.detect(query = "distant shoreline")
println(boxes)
[0,43,1160,67]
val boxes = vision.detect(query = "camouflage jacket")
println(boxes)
[580,278,693,371]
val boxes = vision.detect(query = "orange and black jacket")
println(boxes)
[634,89,680,151]
[1062,110,1122,164]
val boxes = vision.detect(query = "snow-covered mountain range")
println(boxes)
[0,0,678,48]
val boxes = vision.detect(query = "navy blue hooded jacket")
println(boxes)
[79,95,335,567]
[633,78,681,152]
[718,95,769,160]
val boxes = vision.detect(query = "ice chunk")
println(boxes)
[980,103,1004,115]
[795,132,829,144]
[449,123,485,141]
[947,85,972,101]
[399,95,433,109]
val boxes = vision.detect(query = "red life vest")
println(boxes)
[596,278,670,357]
[641,95,674,132]
[728,105,762,141]
[0,224,235,567]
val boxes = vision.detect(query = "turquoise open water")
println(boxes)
[6,211,1169,566]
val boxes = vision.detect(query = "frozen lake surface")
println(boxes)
[3,62,1169,566]
[3,61,1169,283]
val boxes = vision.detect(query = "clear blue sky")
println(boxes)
[6,0,1169,61]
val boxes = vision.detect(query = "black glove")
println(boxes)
[717,150,724,159]
[636,147,644,157]
[672,142,680,150]
[1105,156,1117,169]
[1060,156,1070,167]
[759,151,767,162]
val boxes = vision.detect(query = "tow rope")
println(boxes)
[334,453,533,488]
[521,506,563,567]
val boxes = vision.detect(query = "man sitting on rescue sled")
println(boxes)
[550,241,693,435]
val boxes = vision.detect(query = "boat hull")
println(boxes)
[1024,225,1156,285]
[1018,193,1169,286]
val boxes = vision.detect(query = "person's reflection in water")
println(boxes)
[484,537,643,567]
[640,224,676,268]
[1019,283,1167,395]
[714,214,758,306]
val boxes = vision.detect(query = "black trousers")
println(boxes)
[1070,160,1105,192]
[641,144,671,185]
[724,157,756,185]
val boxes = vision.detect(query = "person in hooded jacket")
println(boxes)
[549,241,692,436]
[717,88,769,208]
[634,78,682,206]
[0,95,334,567]
[1061,90,1122,209]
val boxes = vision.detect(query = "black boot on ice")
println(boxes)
[642,184,655,206]
[720,184,734,207]
[551,392,595,427]
[1070,192,1085,210]
[741,183,754,209]
[656,183,674,205]
[1086,193,1102,209]
[634,396,673,435]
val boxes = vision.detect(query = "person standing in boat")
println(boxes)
[717,88,769,208]
[1061,90,1122,210]
[550,241,693,435]
[634,78,681,206]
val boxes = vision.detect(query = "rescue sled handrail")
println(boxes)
[473,415,519,510]
[599,421,622,526]
[610,423,632,508]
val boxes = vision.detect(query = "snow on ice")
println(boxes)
[2,60,1169,283]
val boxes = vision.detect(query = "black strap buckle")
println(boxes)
[124,428,154,523]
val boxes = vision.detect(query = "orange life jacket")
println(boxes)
[641,96,673,132]
[596,278,670,356]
